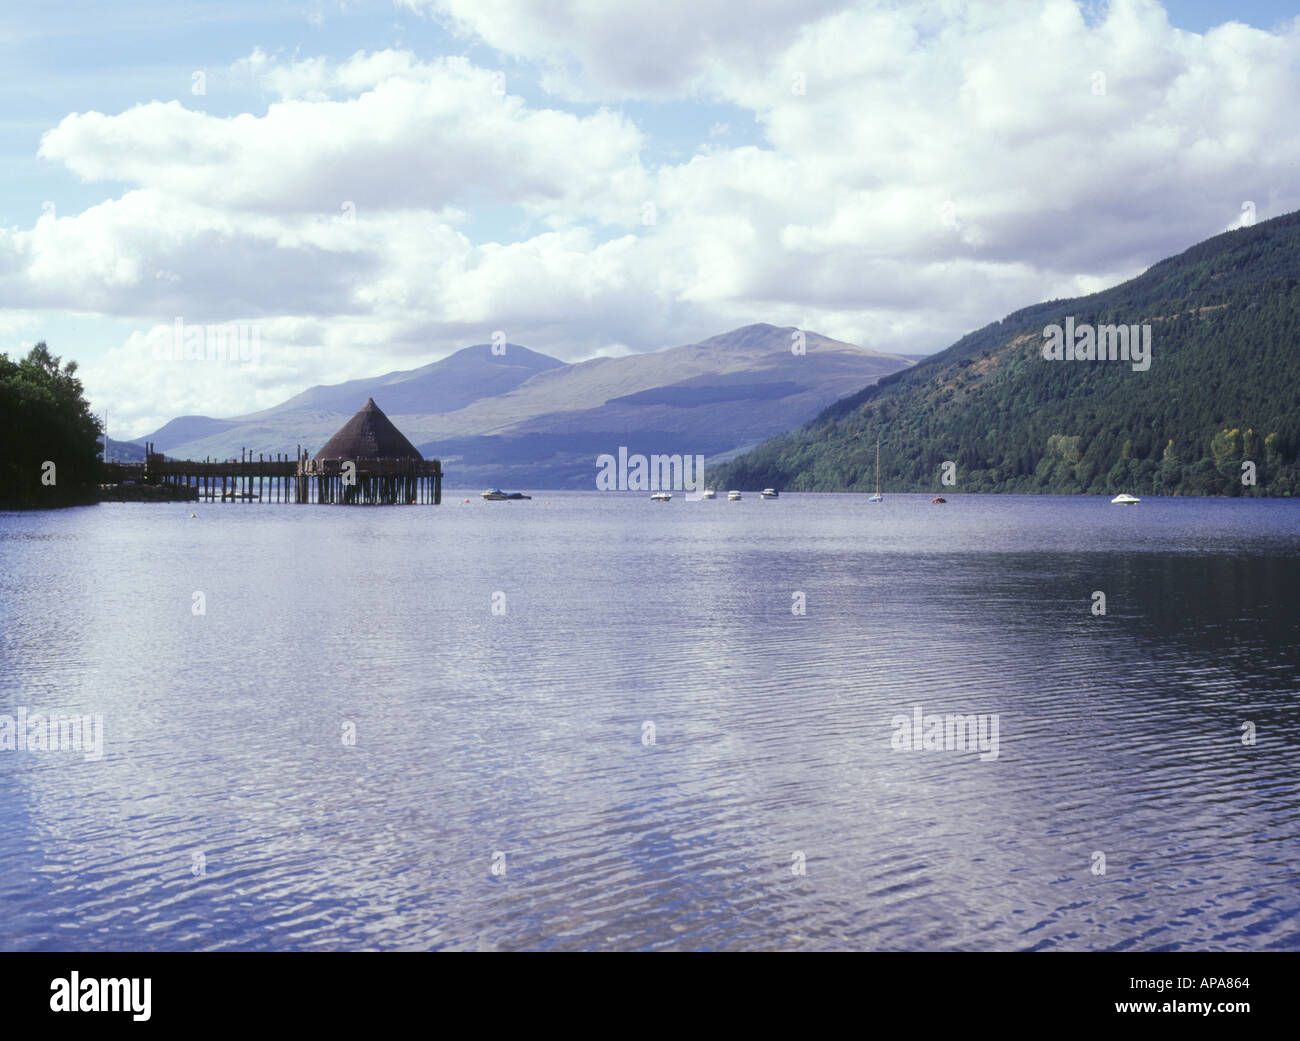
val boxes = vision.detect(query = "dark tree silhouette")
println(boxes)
[0,343,103,508]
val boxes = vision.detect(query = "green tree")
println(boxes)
[0,343,103,508]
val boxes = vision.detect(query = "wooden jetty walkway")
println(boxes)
[103,444,442,504]
[99,398,443,505]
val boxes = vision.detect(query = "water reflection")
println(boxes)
[0,494,1297,950]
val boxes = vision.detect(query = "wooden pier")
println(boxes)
[103,443,442,505]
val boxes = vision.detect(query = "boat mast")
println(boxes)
[875,437,880,496]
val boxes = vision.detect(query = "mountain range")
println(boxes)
[138,325,913,488]
[709,211,1300,497]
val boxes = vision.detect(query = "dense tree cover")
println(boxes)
[711,212,1300,496]
[0,343,103,508]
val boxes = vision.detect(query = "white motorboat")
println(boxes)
[700,488,717,499]
[1111,493,1140,505]
[727,490,742,501]
[650,491,672,501]
[761,488,779,499]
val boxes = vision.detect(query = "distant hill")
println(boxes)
[101,436,145,462]
[413,325,911,486]
[140,326,913,486]
[248,343,565,418]
[143,344,562,458]
[709,212,1300,497]
[144,415,238,451]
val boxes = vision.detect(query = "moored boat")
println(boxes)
[650,491,672,501]
[1111,493,1140,505]
[761,488,779,499]
[869,437,884,502]
[701,488,717,499]
[727,490,742,501]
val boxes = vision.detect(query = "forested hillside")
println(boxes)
[710,212,1300,496]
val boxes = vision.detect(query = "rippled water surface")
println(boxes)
[1,492,1298,950]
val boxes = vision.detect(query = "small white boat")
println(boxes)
[869,438,884,502]
[650,491,672,502]
[700,488,717,500]
[1111,493,1140,505]
[761,488,779,499]
[727,490,742,501]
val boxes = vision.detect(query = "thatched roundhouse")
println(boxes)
[307,398,441,504]
[315,397,423,462]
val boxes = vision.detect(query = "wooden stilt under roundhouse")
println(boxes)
[98,401,442,505]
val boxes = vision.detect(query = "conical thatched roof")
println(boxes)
[314,398,423,461]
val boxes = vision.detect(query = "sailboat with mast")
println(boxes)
[869,438,884,502]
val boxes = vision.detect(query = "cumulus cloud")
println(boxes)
[5,0,1300,436]
[38,55,649,223]
[404,0,857,99]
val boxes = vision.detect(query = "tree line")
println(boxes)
[710,212,1300,497]
[0,344,103,508]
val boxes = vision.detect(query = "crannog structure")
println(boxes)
[105,398,442,504]
[306,397,440,504]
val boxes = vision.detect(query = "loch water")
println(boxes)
[1,492,1297,951]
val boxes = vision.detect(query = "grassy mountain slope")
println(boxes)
[139,325,913,486]
[414,324,912,486]
[247,343,564,419]
[143,343,561,454]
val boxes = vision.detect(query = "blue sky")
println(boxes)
[2,0,1298,436]
[1,2,762,232]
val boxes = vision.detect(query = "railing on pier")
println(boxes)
[100,443,443,505]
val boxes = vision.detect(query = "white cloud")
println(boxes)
[39,54,649,222]
[4,1,1300,436]
[404,0,857,100]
